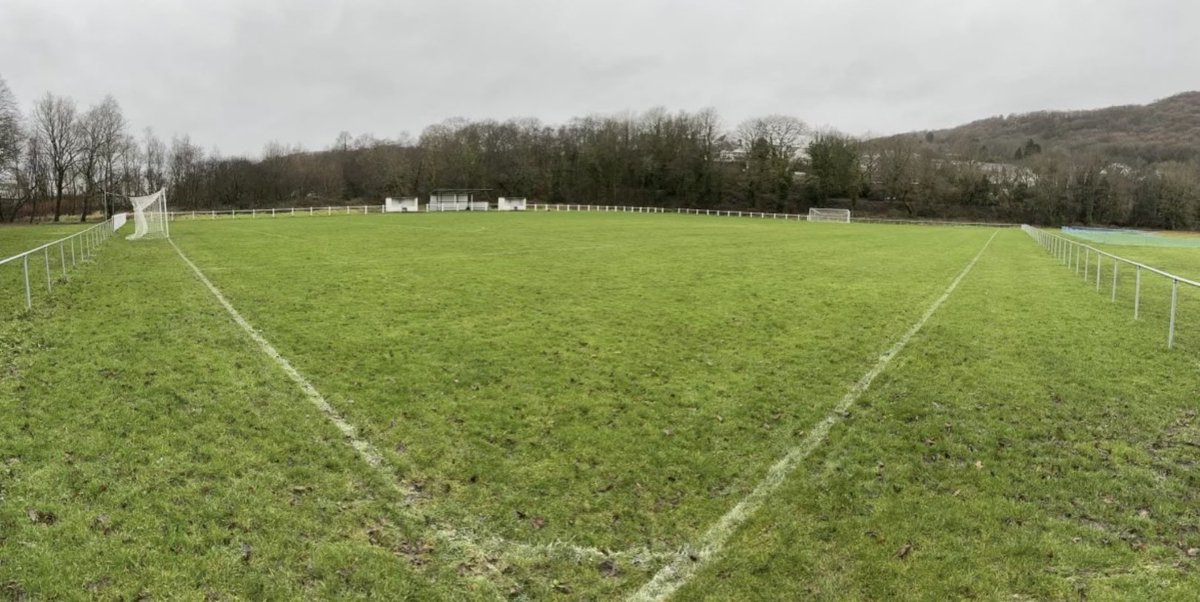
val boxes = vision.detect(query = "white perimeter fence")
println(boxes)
[1,214,125,312]
[1023,224,1199,349]
[165,202,1019,228]
[169,205,383,220]
[529,204,1016,227]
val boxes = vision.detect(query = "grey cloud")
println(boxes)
[2,0,1196,156]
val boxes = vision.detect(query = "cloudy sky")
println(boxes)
[2,0,1196,157]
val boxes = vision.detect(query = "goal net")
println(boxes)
[127,189,170,240]
[807,207,851,223]
[497,197,527,211]
[384,197,418,213]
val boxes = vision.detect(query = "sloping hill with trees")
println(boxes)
[920,91,1200,165]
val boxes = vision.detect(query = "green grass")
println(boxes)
[1,222,99,316]
[168,213,994,552]
[1049,228,1200,349]
[1076,241,1200,283]
[0,222,90,257]
[677,231,1200,600]
[3,213,1200,599]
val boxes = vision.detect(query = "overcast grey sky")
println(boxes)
[2,0,1196,157]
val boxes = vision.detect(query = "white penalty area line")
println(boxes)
[169,238,667,563]
[630,230,1001,602]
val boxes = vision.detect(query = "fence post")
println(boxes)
[59,243,66,276]
[1134,267,1141,320]
[44,248,52,293]
[23,254,31,310]
[1111,262,1118,302]
[1095,255,1101,291]
[1169,279,1178,349]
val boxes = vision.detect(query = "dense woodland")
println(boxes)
[2,75,1199,229]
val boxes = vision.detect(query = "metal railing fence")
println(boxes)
[1022,224,1199,349]
[1,214,125,312]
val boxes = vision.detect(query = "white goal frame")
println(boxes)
[807,207,851,223]
[127,189,170,239]
[384,197,419,213]
[497,197,527,211]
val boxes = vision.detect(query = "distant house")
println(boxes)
[718,148,748,163]
[931,160,1038,186]
[973,162,1038,185]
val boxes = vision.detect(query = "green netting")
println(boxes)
[1062,227,1200,248]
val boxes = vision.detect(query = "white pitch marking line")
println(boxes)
[170,239,384,467]
[630,230,1000,601]
[170,238,665,563]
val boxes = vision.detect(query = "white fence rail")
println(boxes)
[530,204,1017,227]
[168,205,384,220]
[1023,224,1199,349]
[166,202,1019,228]
[1,215,124,312]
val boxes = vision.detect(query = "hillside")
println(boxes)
[916,91,1200,165]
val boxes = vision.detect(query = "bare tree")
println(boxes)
[0,76,24,221]
[92,95,127,218]
[77,104,103,221]
[144,128,167,191]
[0,76,20,180]
[736,115,809,160]
[117,133,142,198]
[168,134,204,205]
[870,136,922,215]
[32,92,79,222]
[14,134,49,223]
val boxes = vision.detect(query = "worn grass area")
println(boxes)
[0,240,463,600]
[168,213,993,553]
[675,230,1200,600]
[4,214,1200,599]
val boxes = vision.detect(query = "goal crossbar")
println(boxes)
[807,207,851,223]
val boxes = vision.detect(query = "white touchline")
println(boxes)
[630,230,1000,602]
[170,239,671,564]
[171,239,384,467]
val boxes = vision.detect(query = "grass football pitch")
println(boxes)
[3,213,1200,600]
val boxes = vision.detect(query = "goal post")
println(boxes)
[807,207,851,223]
[497,197,527,211]
[384,197,419,213]
[127,189,170,240]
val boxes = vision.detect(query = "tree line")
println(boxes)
[2,75,1198,228]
